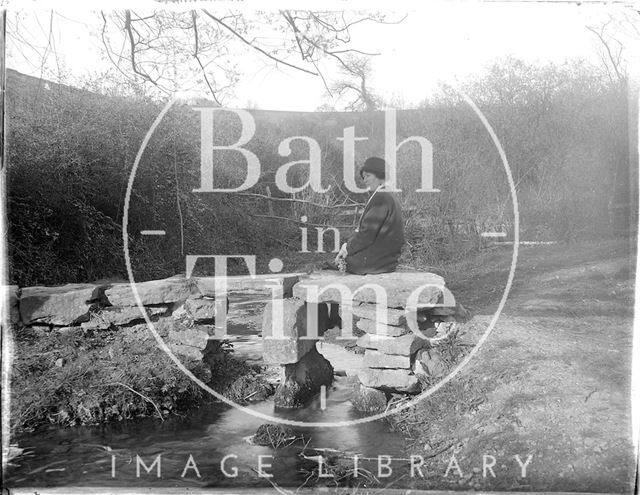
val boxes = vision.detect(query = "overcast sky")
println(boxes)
[6,2,638,110]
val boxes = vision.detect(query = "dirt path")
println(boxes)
[394,239,636,492]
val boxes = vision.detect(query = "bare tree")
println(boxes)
[5,10,404,103]
[328,54,381,111]
[98,10,402,103]
[586,14,630,92]
[586,10,639,236]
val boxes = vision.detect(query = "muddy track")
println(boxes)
[391,238,636,492]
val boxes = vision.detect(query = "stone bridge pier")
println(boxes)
[262,298,335,407]
[262,271,470,410]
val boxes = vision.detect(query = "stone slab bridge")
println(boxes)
[4,270,467,412]
[261,271,470,410]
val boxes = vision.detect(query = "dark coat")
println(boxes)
[345,189,404,275]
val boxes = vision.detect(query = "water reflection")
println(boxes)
[6,297,408,489]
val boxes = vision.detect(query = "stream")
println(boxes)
[5,293,411,490]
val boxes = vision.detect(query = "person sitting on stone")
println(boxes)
[334,157,405,275]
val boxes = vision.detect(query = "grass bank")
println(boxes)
[388,238,636,492]
[9,321,272,435]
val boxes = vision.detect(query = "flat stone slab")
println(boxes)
[428,307,456,316]
[183,298,218,322]
[357,368,420,393]
[20,284,103,325]
[293,271,445,309]
[355,319,411,337]
[363,349,411,369]
[105,278,198,306]
[82,305,170,330]
[167,327,209,362]
[342,302,407,326]
[357,333,429,356]
[196,273,303,298]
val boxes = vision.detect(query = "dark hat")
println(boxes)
[360,156,386,180]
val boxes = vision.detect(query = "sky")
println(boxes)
[5,2,639,110]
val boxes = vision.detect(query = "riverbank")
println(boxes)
[9,321,274,435]
[10,322,207,433]
[5,278,281,435]
[387,238,636,492]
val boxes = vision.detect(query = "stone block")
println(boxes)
[344,303,407,326]
[293,271,444,308]
[356,333,429,356]
[263,338,318,366]
[357,333,388,349]
[261,298,330,338]
[81,305,170,330]
[183,298,218,322]
[355,318,410,337]
[167,327,209,361]
[20,284,103,325]
[105,278,197,306]
[413,349,448,379]
[427,307,456,316]
[262,299,329,364]
[172,298,228,324]
[195,274,303,297]
[363,349,411,369]
[357,368,420,393]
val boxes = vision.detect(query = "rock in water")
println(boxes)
[226,374,274,403]
[274,346,334,408]
[351,384,388,414]
[253,424,296,447]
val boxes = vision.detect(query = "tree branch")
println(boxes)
[280,10,352,73]
[202,9,318,76]
[191,10,221,105]
[123,10,160,86]
[251,214,354,229]
[237,192,364,209]
[586,23,625,88]
[103,382,164,422]
[100,11,140,85]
